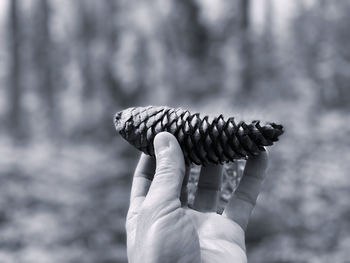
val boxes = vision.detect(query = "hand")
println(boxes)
[125,132,269,263]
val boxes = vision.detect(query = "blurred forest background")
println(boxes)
[1,0,350,262]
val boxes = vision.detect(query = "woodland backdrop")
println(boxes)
[1,0,350,262]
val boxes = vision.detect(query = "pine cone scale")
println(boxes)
[114,106,284,165]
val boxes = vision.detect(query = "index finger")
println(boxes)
[192,164,223,212]
[129,153,156,210]
[223,149,269,230]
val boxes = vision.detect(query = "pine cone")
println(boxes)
[114,106,284,165]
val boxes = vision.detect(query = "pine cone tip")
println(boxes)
[114,112,122,132]
[114,107,135,133]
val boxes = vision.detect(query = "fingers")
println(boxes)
[180,166,191,207]
[129,154,156,209]
[192,164,223,212]
[145,132,186,207]
[223,150,269,230]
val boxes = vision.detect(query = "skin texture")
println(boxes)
[126,132,269,263]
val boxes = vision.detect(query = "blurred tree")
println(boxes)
[292,0,350,109]
[174,0,209,61]
[7,0,22,139]
[161,0,212,101]
[131,36,148,103]
[77,0,95,100]
[101,0,125,107]
[33,0,57,137]
[327,1,350,108]
[238,0,255,97]
[262,0,276,80]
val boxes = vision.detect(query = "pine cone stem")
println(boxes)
[114,106,284,165]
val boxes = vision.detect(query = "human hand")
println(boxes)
[125,132,269,263]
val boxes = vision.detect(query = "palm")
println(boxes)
[127,206,246,263]
[185,209,246,263]
[126,202,201,263]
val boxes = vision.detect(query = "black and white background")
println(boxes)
[1,0,350,262]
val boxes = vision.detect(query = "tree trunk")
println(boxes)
[239,0,254,96]
[102,0,123,105]
[34,0,56,136]
[262,0,276,79]
[78,0,94,99]
[8,0,22,138]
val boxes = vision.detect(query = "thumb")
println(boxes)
[145,132,186,205]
